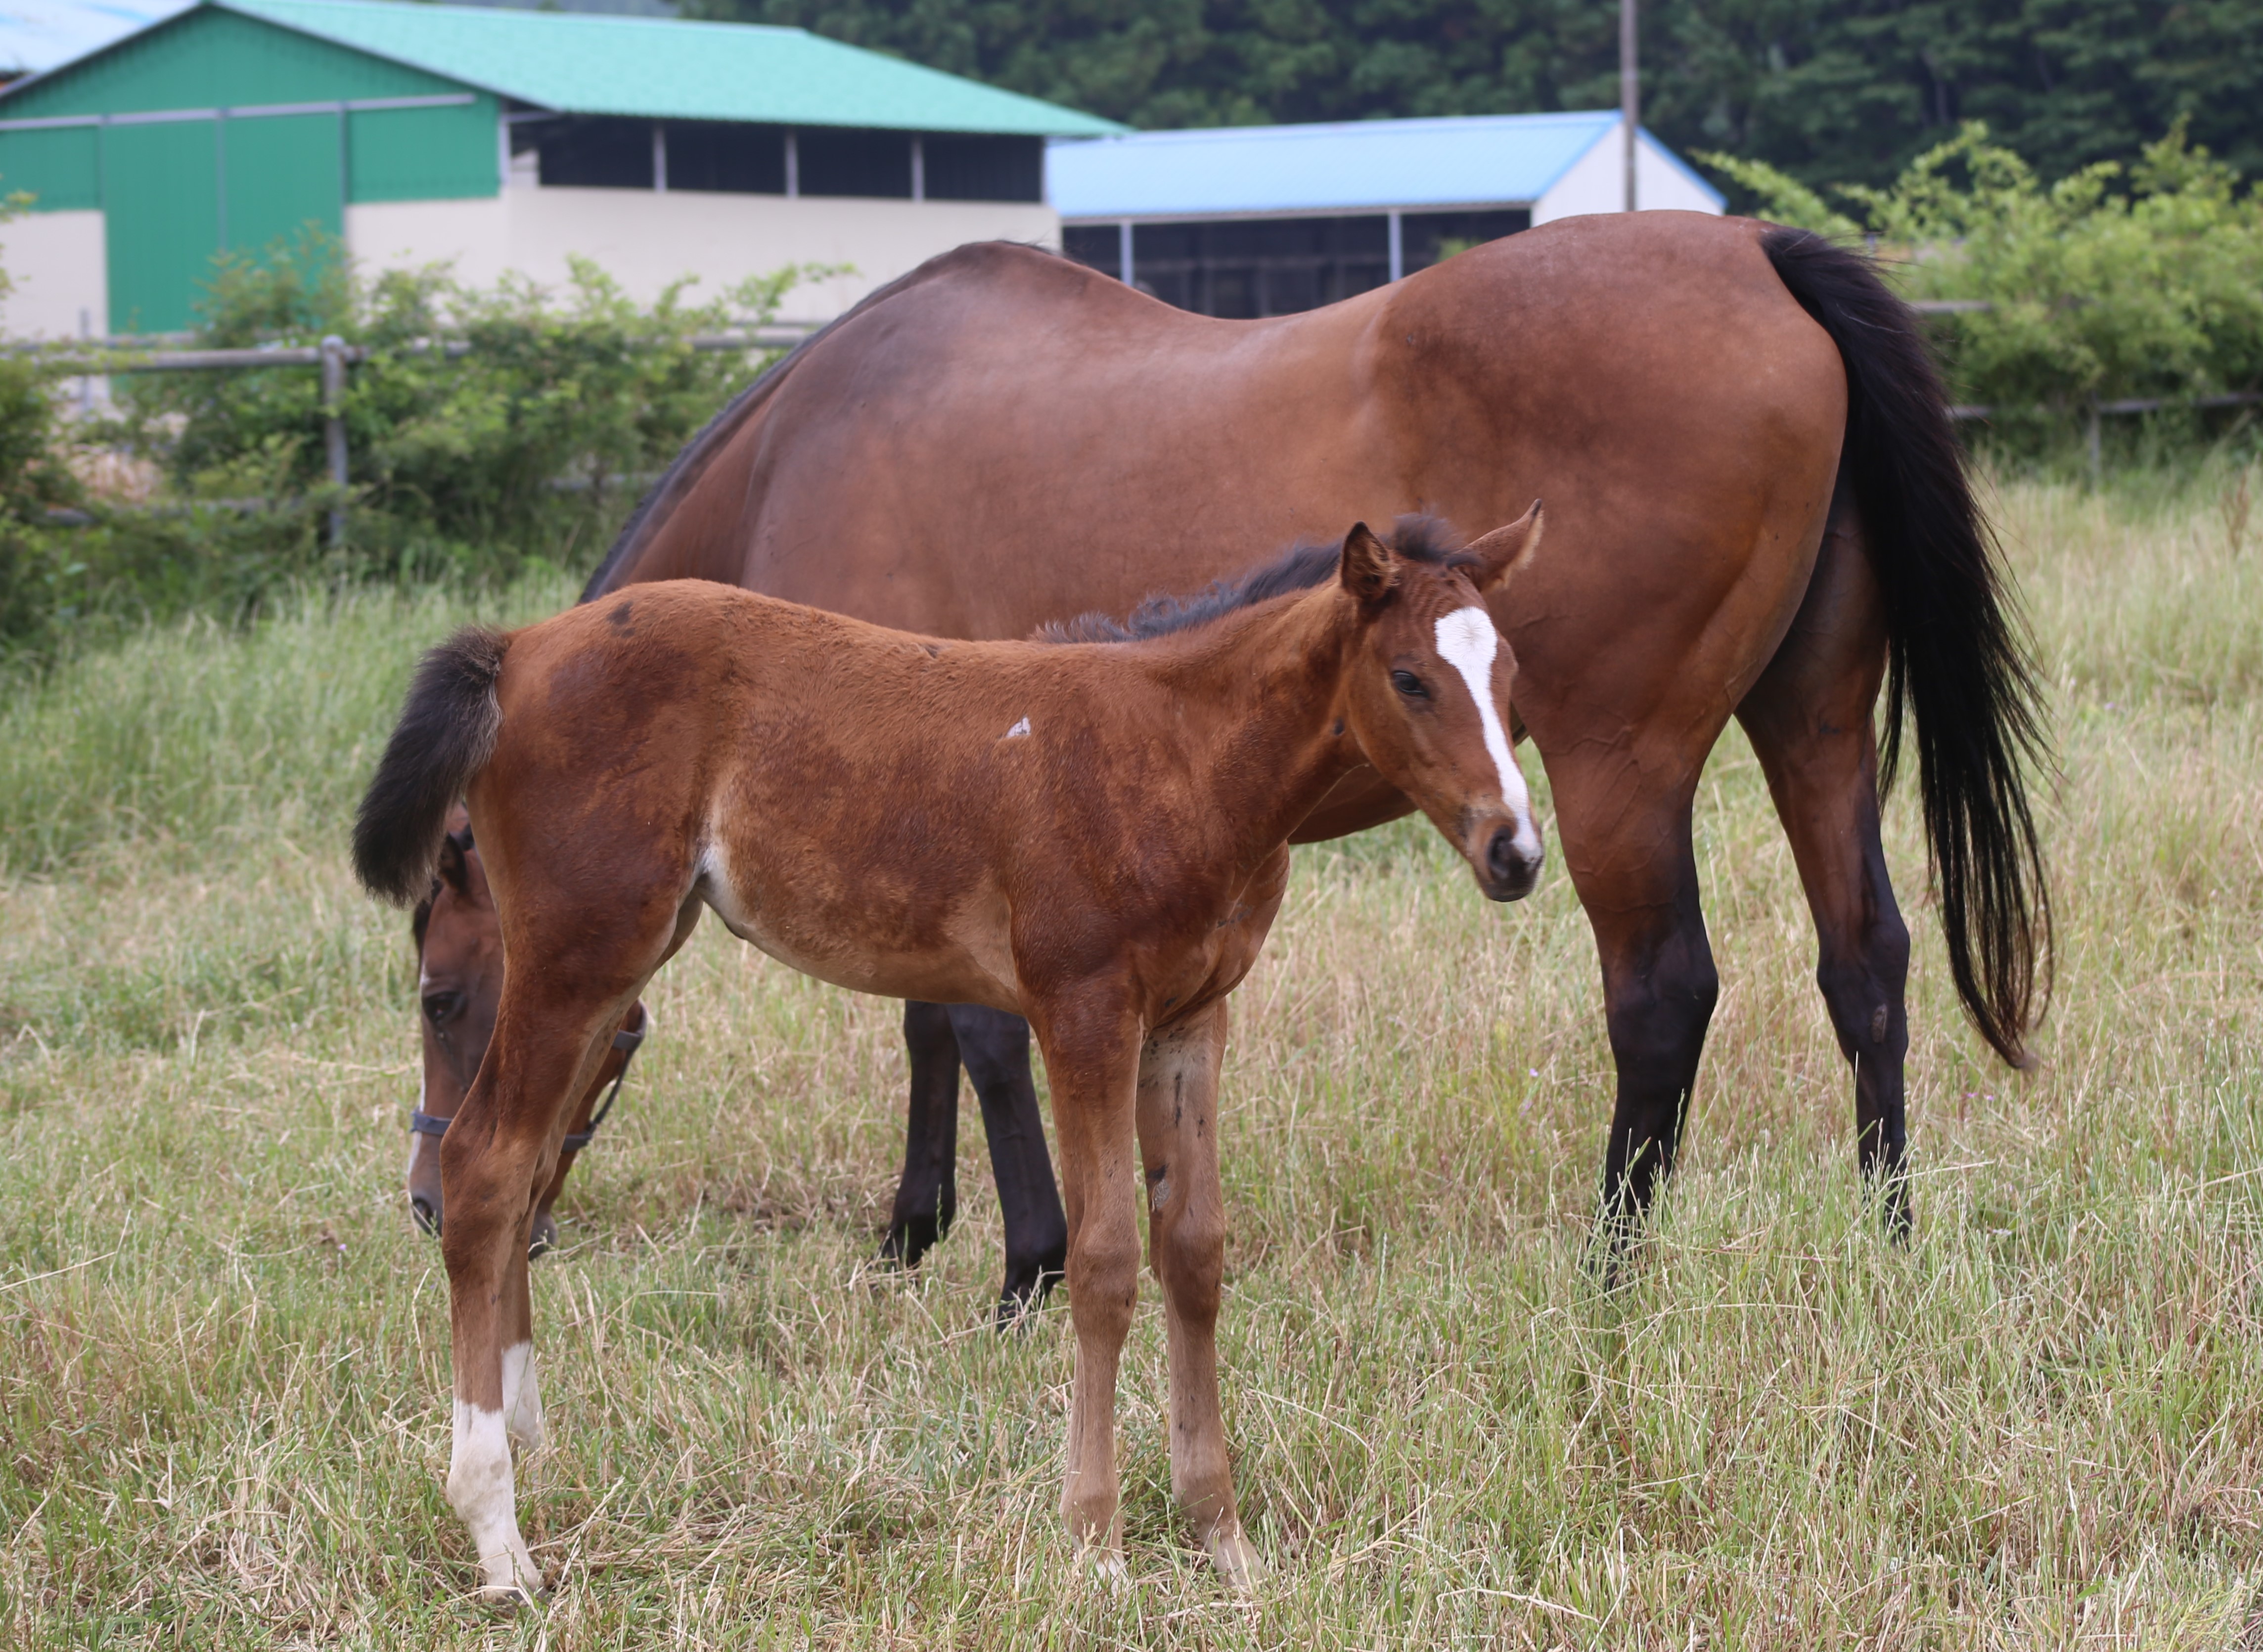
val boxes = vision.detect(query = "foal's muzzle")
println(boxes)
[1482,823,1544,902]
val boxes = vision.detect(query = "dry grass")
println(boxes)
[0,475,2259,1647]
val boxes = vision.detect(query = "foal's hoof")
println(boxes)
[473,1582,540,1609]
[527,1211,559,1258]
[1206,1526,1264,1594]
[1075,1544,1130,1591]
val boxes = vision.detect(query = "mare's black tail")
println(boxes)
[1762,224,2052,1067]
[353,627,508,906]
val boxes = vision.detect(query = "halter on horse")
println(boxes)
[354,512,1544,1597]
[408,805,648,1254]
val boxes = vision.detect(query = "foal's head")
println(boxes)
[407,808,502,1234]
[1333,505,1546,901]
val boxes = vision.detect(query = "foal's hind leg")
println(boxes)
[1736,511,1913,1234]
[949,1005,1068,1323]
[1134,1001,1259,1589]
[882,1002,962,1270]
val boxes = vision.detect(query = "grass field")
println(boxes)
[1,471,2260,1648]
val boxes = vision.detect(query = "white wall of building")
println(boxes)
[0,208,104,340]
[1533,121,1722,224]
[349,188,1059,322]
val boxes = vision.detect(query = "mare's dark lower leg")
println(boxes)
[882,1001,961,1269]
[1737,507,1913,1235]
[949,1005,1068,1320]
[1590,847,1720,1253]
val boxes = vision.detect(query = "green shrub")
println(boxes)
[113,231,823,581]
[1704,124,2263,461]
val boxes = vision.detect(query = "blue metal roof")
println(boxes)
[0,0,188,74]
[1049,111,1721,219]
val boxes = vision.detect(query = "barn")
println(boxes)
[0,0,1121,337]
[1050,113,1724,319]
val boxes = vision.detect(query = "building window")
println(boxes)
[523,116,653,189]
[923,134,1041,203]
[1403,210,1531,268]
[1063,224,1119,272]
[665,121,787,194]
[799,128,911,198]
[1063,210,1532,315]
[1129,216,1391,318]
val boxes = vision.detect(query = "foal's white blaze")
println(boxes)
[1432,606,1539,857]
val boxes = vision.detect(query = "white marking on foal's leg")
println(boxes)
[448,1399,540,1598]
[1433,606,1539,856]
[501,1340,543,1452]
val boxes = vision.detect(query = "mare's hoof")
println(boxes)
[879,1212,943,1272]
[527,1211,559,1258]
[411,1197,441,1238]
[993,1251,1066,1330]
[1207,1527,1264,1595]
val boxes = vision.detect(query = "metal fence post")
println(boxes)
[320,334,349,544]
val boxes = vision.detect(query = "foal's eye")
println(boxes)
[423,992,463,1027]
[1391,669,1429,699]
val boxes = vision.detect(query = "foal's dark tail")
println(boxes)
[353,627,509,907]
[1762,224,2053,1068]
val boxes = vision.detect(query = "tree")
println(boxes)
[681,0,2263,195]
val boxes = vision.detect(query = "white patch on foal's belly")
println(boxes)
[1433,606,1539,856]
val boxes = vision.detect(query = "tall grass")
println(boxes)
[0,477,2258,1646]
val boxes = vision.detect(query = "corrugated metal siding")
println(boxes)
[104,117,219,330]
[224,108,340,252]
[1,6,463,119]
[0,123,100,210]
[348,96,495,202]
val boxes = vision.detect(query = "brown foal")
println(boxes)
[408,804,646,1254]
[354,512,1543,1598]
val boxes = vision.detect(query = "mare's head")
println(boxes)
[1332,505,1546,902]
[407,806,502,1235]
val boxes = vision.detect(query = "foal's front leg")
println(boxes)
[1034,996,1144,1577]
[1135,1001,1259,1589]
[440,1011,621,1600]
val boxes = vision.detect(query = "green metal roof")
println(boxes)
[206,0,1122,135]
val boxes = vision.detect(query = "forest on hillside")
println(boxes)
[679,0,2263,197]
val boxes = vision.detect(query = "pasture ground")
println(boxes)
[0,472,2259,1648]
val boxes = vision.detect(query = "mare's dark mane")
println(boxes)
[1040,514,1473,644]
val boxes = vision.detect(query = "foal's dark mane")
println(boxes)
[1040,515,1473,644]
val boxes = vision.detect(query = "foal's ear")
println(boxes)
[1339,522,1398,609]
[1463,500,1544,593]
[436,830,472,897]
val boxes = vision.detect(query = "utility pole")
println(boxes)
[1621,0,1638,212]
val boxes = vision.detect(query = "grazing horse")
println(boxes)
[407,805,647,1254]
[585,213,2049,1264]
[353,513,1546,1597]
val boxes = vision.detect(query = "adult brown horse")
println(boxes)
[583,212,2049,1258]
[407,805,647,1253]
[354,514,1547,1597]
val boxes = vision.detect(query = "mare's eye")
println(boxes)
[423,991,463,1027]
[1391,669,1429,699]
